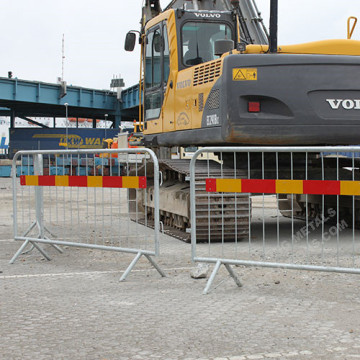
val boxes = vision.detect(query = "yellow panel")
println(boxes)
[55,176,69,187]
[174,68,193,131]
[122,176,139,189]
[279,39,360,56]
[245,39,360,56]
[146,9,173,29]
[26,176,39,186]
[340,181,360,196]
[145,119,163,135]
[276,180,303,194]
[216,179,242,193]
[87,176,103,188]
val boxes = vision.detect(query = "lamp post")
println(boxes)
[104,113,108,139]
[64,103,69,149]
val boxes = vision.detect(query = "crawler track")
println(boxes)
[131,159,251,242]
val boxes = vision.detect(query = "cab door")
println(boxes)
[161,23,176,133]
[144,22,173,134]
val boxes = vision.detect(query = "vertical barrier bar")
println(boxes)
[34,154,44,238]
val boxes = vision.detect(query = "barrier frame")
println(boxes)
[190,146,360,294]
[10,148,165,281]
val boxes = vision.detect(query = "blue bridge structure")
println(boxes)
[0,76,129,128]
[0,76,140,158]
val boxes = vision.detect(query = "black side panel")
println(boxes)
[221,54,360,145]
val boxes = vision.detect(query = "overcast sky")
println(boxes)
[1,0,360,90]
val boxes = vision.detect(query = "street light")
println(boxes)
[64,103,68,149]
[104,113,108,139]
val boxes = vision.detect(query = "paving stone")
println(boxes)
[1,177,360,359]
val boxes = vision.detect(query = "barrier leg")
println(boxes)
[22,221,36,237]
[44,225,57,239]
[50,244,64,254]
[44,236,63,254]
[224,263,243,288]
[120,252,142,282]
[9,240,31,264]
[203,260,222,295]
[144,254,166,278]
[31,241,51,261]
[120,252,166,281]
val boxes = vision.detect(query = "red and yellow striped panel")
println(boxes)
[20,175,147,189]
[206,178,360,196]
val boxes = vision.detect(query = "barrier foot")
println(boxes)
[120,252,142,282]
[10,238,51,263]
[203,260,222,295]
[9,239,30,264]
[144,254,166,278]
[120,252,166,282]
[224,263,243,288]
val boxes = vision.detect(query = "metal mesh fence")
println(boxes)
[10,148,165,280]
[190,147,360,293]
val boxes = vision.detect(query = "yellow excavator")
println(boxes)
[125,0,360,241]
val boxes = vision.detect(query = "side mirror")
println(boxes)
[214,39,235,56]
[125,32,136,51]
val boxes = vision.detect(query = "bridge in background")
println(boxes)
[0,76,125,128]
[0,76,140,160]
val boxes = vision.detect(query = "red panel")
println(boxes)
[303,180,340,195]
[69,176,88,187]
[102,176,123,188]
[242,179,276,194]
[20,175,26,186]
[139,176,147,189]
[39,176,56,186]
[206,179,217,192]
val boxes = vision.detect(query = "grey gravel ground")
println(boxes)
[1,178,360,360]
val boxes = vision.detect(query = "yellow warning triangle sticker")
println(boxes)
[233,69,246,81]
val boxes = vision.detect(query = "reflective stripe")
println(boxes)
[340,180,360,196]
[276,180,303,194]
[216,179,242,192]
[20,175,147,189]
[205,178,360,196]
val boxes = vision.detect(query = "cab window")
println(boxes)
[182,22,233,66]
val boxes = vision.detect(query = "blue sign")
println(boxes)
[9,128,119,157]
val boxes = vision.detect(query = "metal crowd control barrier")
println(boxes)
[10,148,166,281]
[190,146,360,294]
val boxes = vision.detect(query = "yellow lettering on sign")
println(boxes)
[86,138,95,145]
[232,68,257,81]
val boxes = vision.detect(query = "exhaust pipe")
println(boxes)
[269,0,278,53]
